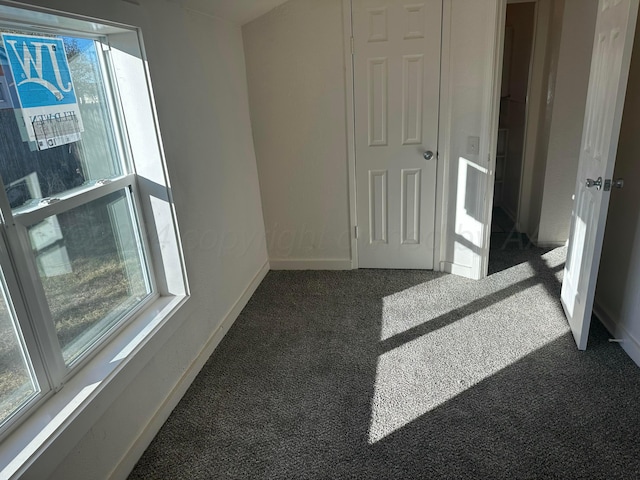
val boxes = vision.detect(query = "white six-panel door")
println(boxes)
[562,0,639,350]
[353,0,441,269]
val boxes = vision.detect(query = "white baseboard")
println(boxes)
[269,258,352,270]
[440,261,479,280]
[593,301,640,368]
[111,260,270,479]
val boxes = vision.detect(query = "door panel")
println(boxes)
[369,170,388,243]
[353,0,441,269]
[561,0,639,349]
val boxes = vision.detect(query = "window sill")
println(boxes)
[0,294,189,480]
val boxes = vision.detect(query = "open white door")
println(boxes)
[561,0,639,350]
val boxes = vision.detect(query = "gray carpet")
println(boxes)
[129,247,640,479]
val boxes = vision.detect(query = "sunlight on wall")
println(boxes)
[369,249,569,444]
[562,214,587,318]
[453,157,488,269]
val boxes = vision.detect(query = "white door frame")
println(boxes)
[477,0,508,278]
[343,0,358,269]
[434,0,505,279]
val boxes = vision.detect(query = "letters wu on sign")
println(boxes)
[1,33,84,150]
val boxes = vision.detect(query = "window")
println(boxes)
[0,4,186,443]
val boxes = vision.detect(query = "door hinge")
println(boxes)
[354,225,359,239]
[351,37,354,55]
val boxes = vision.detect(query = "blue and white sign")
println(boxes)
[1,33,83,150]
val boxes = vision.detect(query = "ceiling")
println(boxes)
[177,0,290,25]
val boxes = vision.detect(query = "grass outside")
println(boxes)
[0,254,146,424]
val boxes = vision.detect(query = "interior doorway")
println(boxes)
[489,0,599,275]
[490,1,536,268]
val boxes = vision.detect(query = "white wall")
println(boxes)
[13,0,269,478]
[518,0,597,245]
[537,0,597,245]
[181,0,289,24]
[439,0,502,279]
[520,0,564,240]
[595,15,640,367]
[243,0,351,269]
[517,0,552,235]
[500,2,535,220]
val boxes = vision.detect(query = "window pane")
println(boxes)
[0,279,38,426]
[27,189,150,365]
[0,32,123,211]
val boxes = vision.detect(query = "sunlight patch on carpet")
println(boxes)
[369,281,569,444]
[380,257,560,343]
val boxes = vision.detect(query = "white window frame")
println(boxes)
[0,3,189,478]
